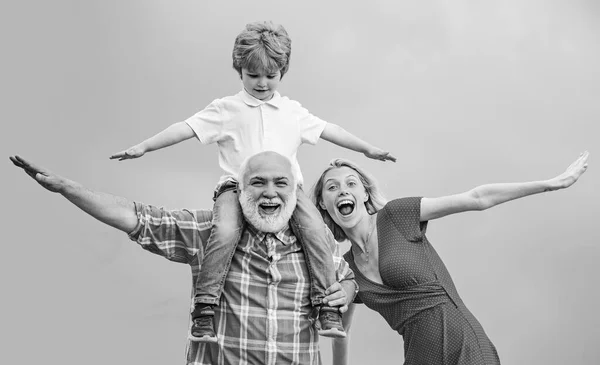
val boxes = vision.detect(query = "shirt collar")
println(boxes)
[246,223,296,246]
[240,88,282,109]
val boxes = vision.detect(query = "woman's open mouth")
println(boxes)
[336,199,355,216]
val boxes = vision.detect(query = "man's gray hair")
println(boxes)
[237,152,297,189]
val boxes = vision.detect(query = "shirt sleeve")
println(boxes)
[128,202,213,264]
[342,249,363,304]
[381,197,428,242]
[292,100,328,145]
[184,99,225,145]
[327,227,356,285]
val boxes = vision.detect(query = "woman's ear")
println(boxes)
[319,200,326,210]
[364,192,369,202]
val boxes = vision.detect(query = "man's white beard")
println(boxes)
[239,189,297,233]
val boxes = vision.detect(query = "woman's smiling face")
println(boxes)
[319,166,370,230]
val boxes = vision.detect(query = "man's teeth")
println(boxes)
[260,201,280,213]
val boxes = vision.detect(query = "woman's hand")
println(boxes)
[323,281,349,313]
[546,151,589,191]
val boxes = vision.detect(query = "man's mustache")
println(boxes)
[257,198,284,205]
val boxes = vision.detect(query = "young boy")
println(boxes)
[111,21,395,343]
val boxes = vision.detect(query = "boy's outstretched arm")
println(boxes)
[320,123,396,162]
[10,155,138,233]
[110,121,195,161]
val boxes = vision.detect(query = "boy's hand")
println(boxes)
[364,147,396,162]
[110,145,146,161]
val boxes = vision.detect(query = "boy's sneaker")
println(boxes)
[317,306,346,338]
[189,305,218,343]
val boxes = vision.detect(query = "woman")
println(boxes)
[312,152,588,365]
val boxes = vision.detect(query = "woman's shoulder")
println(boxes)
[378,197,426,242]
[380,197,422,215]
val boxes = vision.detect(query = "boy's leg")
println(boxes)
[190,185,244,342]
[194,187,244,304]
[291,187,346,338]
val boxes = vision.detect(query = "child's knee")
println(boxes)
[213,218,243,243]
[293,210,325,230]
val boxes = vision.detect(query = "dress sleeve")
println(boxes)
[292,100,327,145]
[380,197,428,242]
[184,99,225,145]
[128,202,213,264]
[353,293,364,304]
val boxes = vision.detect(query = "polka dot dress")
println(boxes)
[345,197,500,364]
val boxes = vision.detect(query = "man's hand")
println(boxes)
[109,144,146,161]
[323,281,350,313]
[11,154,139,233]
[364,147,396,162]
[10,155,71,193]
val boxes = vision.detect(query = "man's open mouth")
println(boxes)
[259,202,281,214]
[336,199,355,216]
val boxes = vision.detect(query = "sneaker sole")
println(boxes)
[318,328,347,338]
[188,334,219,343]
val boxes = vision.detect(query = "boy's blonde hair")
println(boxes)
[232,21,292,78]
[311,159,388,241]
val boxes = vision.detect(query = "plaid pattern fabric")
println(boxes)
[129,203,355,365]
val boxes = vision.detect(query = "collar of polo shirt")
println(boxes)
[240,88,283,109]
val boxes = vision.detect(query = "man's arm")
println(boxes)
[11,155,207,263]
[320,123,396,162]
[110,121,195,161]
[10,155,138,232]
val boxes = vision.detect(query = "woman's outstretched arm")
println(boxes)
[420,152,589,222]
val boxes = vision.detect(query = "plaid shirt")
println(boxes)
[128,203,355,365]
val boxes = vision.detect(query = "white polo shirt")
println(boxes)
[184,89,327,186]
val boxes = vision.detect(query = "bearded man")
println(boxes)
[10,151,356,365]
